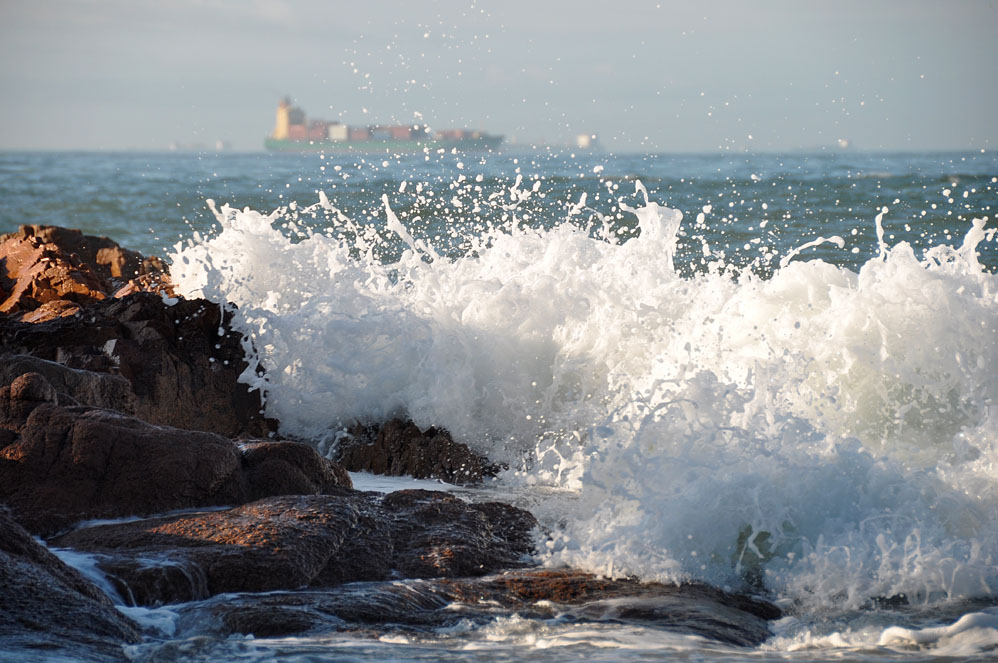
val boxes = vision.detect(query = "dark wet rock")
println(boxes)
[51,490,538,606]
[0,508,140,662]
[218,605,326,638]
[242,439,352,501]
[167,569,781,647]
[0,292,272,437]
[0,354,135,415]
[59,495,363,605]
[385,489,538,578]
[0,224,171,322]
[440,569,782,646]
[0,392,351,536]
[0,401,246,536]
[0,370,58,431]
[335,418,501,485]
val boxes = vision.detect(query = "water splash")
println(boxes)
[169,181,998,611]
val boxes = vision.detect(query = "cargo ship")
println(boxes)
[265,98,503,153]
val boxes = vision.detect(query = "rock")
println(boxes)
[0,356,134,422]
[161,569,781,647]
[335,418,500,485]
[241,439,352,502]
[0,401,245,536]
[0,224,171,321]
[0,509,140,662]
[50,490,538,606]
[384,489,537,578]
[439,569,783,645]
[0,371,57,431]
[0,393,351,536]
[0,293,271,437]
[61,495,363,606]
[8,369,60,403]
[0,224,265,437]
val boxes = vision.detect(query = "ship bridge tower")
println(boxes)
[273,97,291,140]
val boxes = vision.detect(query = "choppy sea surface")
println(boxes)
[2,149,997,661]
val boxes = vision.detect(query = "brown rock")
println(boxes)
[51,490,538,606]
[242,439,353,501]
[0,225,267,437]
[0,224,172,320]
[0,293,272,437]
[384,489,537,578]
[17,298,84,323]
[0,228,106,315]
[0,402,246,536]
[0,509,140,661]
[441,569,783,621]
[2,225,158,283]
[441,570,781,646]
[335,418,500,485]
[0,371,58,431]
[0,354,135,418]
[0,392,351,536]
[55,495,363,605]
[160,569,781,646]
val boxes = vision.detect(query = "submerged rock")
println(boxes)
[0,378,351,536]
[0,509,140,662]
[335,418,501,485]
[162,569,781,647]
[441,569,782,646]
[50,490,538,606]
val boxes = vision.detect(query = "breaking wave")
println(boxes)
[169,179,998,612]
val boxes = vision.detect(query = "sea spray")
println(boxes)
[169,181,998,612]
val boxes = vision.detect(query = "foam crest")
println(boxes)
[169,185,998,610]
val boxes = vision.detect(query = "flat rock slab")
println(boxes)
[51,490,538,606]
[162,569,781,648]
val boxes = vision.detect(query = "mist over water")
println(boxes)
[3,149,998,659]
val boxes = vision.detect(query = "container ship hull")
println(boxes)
[263,134,503,153]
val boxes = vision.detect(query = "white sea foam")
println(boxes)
[768,607,998,658]
[169,183,998,613]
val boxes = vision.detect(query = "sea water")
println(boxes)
[2,149,997,661]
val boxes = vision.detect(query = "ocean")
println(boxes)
[2,149,997,661]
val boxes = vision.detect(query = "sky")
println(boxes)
[1,0,996,153]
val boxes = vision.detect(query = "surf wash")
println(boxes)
[169,178,998,612]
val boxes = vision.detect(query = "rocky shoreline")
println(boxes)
[0,225,781,661]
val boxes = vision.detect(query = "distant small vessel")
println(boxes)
[265,98,503,153]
